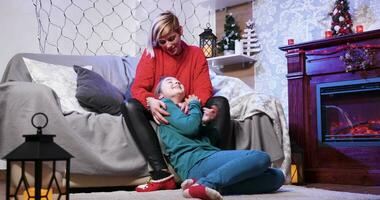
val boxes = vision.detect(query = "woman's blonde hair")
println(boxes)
[146,11,181,57]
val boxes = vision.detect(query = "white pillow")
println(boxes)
[23,58,89,114]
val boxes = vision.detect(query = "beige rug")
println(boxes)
[70,185,380,200]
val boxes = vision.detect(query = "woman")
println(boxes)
[120,11,232,192]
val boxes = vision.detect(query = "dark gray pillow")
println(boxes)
[74,65,125,115]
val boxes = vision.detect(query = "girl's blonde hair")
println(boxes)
[146,11,181,57]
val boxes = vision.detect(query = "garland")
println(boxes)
[287,44,380,56]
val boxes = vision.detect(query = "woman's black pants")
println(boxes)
[120,96,232,177]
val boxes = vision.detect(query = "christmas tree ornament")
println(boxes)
[241,19,261,56]
[329,0,353,36]
[217,13,241,55]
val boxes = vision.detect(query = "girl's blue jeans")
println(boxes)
[187,150,285,195]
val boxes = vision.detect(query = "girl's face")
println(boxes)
[157,28,183,56]
[159,77,185,100]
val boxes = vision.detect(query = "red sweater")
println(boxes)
[131,41,213,108]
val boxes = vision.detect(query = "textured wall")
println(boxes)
[252,0,380,121]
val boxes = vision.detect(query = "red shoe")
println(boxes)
[135,174,176,192]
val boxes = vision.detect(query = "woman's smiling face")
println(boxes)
[157,28,183,56]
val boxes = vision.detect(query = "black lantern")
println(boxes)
[290,143,304,185]
[199,23,217,58]
[3,113,73,200]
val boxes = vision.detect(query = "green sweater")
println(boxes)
[159,98,219,180]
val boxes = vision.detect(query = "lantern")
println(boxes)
[199,23,217,58]
[3,113,73,200]
[291,143,304,185]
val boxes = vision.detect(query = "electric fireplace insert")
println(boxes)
[316,77,380,146]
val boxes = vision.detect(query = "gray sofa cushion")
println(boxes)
[74,65,125,115]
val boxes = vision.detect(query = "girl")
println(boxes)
[156,76,284,200]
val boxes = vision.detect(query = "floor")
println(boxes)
[1,169,380,196]
[1,179,380,197]
[306,183,380,195]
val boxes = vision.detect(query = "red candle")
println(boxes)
[325,30,333,38]
[288,39,294,45]
[356,25,364,33]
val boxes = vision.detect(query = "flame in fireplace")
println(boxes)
[325,105,380,138]
[330,120,380,136]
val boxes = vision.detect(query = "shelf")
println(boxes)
[207,54,255,68]
[200,0,252,10]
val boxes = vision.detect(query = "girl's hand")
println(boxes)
[147,97,170,124]
[177,101,189,114]
[186,94,200,104]
[202,105,218,123]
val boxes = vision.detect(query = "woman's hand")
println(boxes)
[147,97,170,124]
[202,105,218,124]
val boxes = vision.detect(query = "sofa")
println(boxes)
[0,53,291,188]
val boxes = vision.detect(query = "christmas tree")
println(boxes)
[217,13,241,53]
[241,19,261,56]
[330,0,353,36]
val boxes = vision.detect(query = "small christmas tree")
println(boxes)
[329,0,353,36]
[241,19,261,56]
[217,13,241,54]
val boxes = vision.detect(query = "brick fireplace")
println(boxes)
[280,29,380,185]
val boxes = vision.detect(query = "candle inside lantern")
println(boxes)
[325,30,333,38]
[23,187,53,200]
[291,164,298,184]
[287,39,294,45]
[356,25,364,33]
[202,44,212,58]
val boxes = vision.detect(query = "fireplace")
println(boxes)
[317,77,380,146]
[280,29,380,185]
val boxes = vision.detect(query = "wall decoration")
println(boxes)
[340,46,376,72]
[32,0,212,56]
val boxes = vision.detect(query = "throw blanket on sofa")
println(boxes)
[0,81,148,176]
